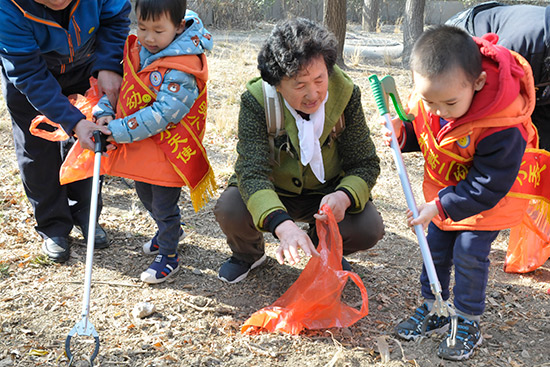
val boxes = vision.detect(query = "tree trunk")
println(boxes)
[323,0,347,68]
[402,0,425,68]
[362,0,380,32]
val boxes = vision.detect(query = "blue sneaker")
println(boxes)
[140,253,180,284]
[437,316,482,361]
[396,303,450,341]
[143,226,186,255]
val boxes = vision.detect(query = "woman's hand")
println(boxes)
[313,191,350,223]
[406,201,439,231]
[274,220,320,265]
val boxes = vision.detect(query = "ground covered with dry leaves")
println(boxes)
[0,24,549,367]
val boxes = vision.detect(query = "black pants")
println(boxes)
[214,186,385,263]
[532,104,550,150]
[1,66,102,239]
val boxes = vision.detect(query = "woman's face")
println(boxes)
[276,55,329,115]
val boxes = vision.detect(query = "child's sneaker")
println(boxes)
[143,227,186,255]
[140,253,180,284]
[396,303,450,341]
[437,315,482,361]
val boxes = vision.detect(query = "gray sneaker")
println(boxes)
[396,302,450,341]
[437,316,482,361]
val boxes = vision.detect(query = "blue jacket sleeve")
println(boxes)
[0,51,86,134]
[108,70,199,143]
[91,0,131,76]
[438,127,527,221]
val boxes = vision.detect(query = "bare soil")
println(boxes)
[0,25,549,367]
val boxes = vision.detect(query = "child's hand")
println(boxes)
[95,115,113,126]
[381,117,403,146]
[406,201,438,231]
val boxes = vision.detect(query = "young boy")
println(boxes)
[94,0,214,284]
[386,25,537,360]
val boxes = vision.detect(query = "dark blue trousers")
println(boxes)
[135,181,182,255]
[1,65,102,239]
[421,222,499,316]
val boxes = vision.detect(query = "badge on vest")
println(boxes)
[456,136,470,149]
[150,71,163,87]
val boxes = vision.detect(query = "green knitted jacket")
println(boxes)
[230,66,380,230]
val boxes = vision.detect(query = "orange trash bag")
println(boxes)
[505,199,550,273]
[241,204,369,335]
[28,78,105,185]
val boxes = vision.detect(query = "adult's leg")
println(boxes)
[135,182,181,255]
[531,104,550,150]
[214,186,265,263]
[2,69,73,239]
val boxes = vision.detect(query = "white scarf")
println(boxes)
[283,93,328,183]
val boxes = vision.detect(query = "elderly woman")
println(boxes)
[214,18,385,283]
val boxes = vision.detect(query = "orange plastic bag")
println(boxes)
[505,199,550,273]
[29,78,100,142]
[28,78,106,185]
[241,204,369,335]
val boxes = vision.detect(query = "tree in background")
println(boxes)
[362,0,380,32]
[402,0,425,67]
[324,0,347,68]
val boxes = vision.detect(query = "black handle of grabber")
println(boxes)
[65,334,100,366]
[92,130,108,154]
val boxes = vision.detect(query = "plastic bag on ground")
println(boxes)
[241,204,369,335]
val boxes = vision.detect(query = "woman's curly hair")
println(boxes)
[258,18,338,86]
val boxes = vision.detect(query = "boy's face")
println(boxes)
[136,10,185,54]
[413,67,486,121]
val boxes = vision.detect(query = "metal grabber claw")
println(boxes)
[65,130,106,365]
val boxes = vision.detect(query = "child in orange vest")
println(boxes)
[94,0,213,284]
[385,25,536,360]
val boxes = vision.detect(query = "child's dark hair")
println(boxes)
[410,25,482,84]
[135,0,187,27]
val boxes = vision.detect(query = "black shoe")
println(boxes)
[42,237,70,263]
[75,223,110,249]
[218,254,267,283]
[341,257,352,271]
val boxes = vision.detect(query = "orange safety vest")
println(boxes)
[42,35,216,211]
[410,51,539,231]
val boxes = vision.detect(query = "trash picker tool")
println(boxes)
[65,130,106,365]
[368,75,456,338]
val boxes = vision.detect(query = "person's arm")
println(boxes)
[92,0,131,107]
[108,70,199,143]
[437,126,527,221]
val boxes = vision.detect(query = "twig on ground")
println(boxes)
[59,280,141,288]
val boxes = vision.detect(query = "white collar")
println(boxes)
[283,92,329,183]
